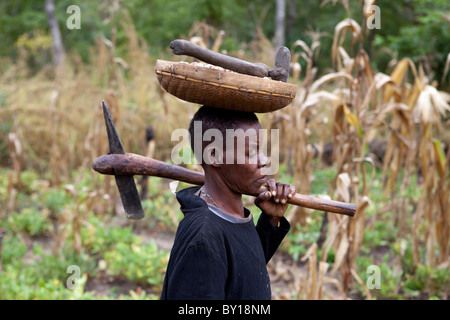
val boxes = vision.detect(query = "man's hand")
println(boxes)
[254,179,296,226]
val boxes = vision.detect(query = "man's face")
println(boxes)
[215,121,270,195]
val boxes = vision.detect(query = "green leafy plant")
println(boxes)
[8,207,51,236]
[404,265,450,298]
[81,214,136,255]
[103,240,168,288]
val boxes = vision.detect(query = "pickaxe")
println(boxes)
[170,39,291,82]
[92,101,356,219]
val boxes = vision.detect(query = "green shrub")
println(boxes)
[0,263,97,300]
[0,240,96,300]
[403,265,450,298]
[1,234,28,268]
[43,188,69,214]
[81,214,136,254]
[9,207,51,236]
[103,240,168,288]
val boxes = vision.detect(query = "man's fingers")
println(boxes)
[288,185,296,198]
[261,179,295,205]
[280,183,291,204]
[255,190,272,206]
[267,179,277,196]
[275,182,284,203]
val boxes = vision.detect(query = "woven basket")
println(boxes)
[155,59,297,113]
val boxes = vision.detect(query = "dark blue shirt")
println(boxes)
[161,186,290,300]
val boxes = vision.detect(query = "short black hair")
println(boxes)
[188,106,259,162]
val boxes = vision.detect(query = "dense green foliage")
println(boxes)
[1,0,449,85]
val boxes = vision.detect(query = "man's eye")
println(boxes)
[248,148,258,157]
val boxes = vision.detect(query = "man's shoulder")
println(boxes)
[176,210,238,258]
[180,206,227,235]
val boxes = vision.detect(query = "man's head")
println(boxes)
[188,105,270,194]
[188,106,258,161]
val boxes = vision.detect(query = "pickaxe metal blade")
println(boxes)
[101,100,144,220]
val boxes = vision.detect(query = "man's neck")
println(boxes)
[202,177,245,219]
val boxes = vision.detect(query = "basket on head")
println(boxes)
[155,59,298,113]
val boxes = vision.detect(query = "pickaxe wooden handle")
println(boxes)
[92,153,356,217]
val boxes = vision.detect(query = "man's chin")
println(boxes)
[250,179,268,194]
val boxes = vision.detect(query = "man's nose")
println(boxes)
[258,151,270,168]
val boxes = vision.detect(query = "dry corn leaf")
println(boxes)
[417,124,432,183]
[391,58,411,83]
[211,30,225,52]
[321,214,347,263]
[342,104,363,137]
[337,172,351,203]
[374,72,394,90]
[310,72,357,93]
[301,243,318,300]
[441,52,450,84]
[291,62,301,82]
[383,58,410,102]
[426,218,437,267]
[354,157,376,196]
[432,139,447,178]
[407,76,423,110]
[338,46,354,73]
[332,18,361,65]
[8,133,22,156]
[360,73,393,113]
[302,90,340,110]
[291,39,313,58]
[316,261,329,300]
[358,50,375,86]
[363,0,376,18]
[189,36,207,48]
[324,276,347,298]
[373,102,409,127]
[381,134,401,196]
[350,268,372,300]
[354,196,370,237]
[330,232,349,276]
[321,0,350,13]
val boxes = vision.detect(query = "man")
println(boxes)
[161,106,295,300]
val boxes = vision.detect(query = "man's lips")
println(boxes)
[255,176,267,184]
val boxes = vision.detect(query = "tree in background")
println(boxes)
[0,0,448,87]
[274,0,286,48]
[45,0,64,66]
[373,0,450,87]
